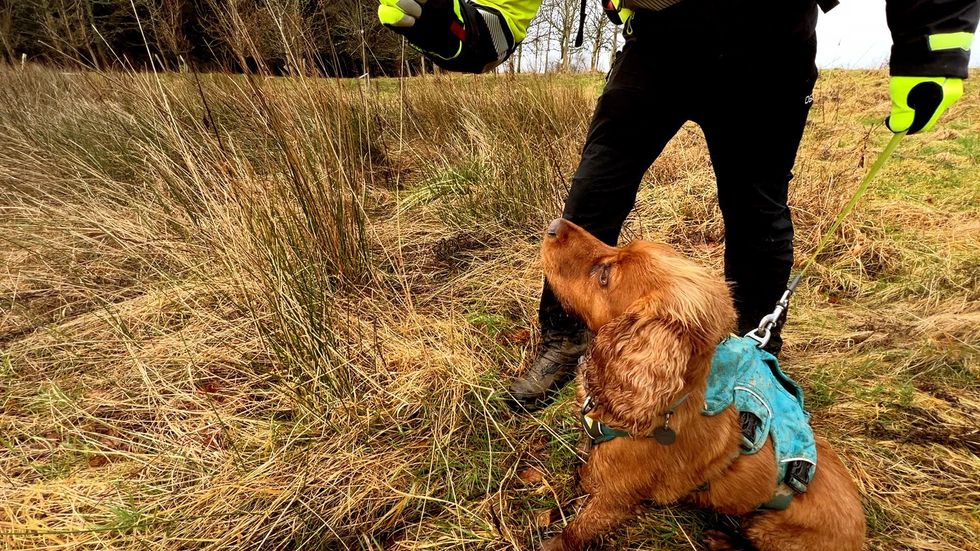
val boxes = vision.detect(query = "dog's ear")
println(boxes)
[588,311,691,436]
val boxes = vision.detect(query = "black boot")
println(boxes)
[508,328,590,412]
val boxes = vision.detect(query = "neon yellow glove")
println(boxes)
[887,76,964,134]
[378,0,515,73]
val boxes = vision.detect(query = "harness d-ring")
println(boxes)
[746,325,773,349]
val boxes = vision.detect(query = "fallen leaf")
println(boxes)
[499,329,531,346]
[518,467,544,484]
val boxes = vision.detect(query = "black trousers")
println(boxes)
[539,6,819,354]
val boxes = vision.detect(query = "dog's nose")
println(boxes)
[546,218,564,237]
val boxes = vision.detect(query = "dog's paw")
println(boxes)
[704,529,745,551]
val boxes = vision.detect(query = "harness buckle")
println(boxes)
[582,395,597,415]
[785,460,814,494]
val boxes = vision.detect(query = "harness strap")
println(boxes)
[690,411,809,510]
[627,0,689,10]
[692,410,762,493]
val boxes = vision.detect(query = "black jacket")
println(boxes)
[624,0,977,77]
[886,0,978,77]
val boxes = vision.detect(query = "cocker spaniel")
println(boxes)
[538,218,865,551]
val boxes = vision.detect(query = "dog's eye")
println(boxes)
[598,264,611,287]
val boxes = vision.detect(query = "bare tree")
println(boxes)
[0,0,21,62]
[536,0,579,72]
[585,2,613,72]
[610,22,619,67]
[264,0,314,74]
[37,0,99,64]
[514,7,550,73]
[139,0,192,67]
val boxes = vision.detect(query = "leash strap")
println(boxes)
[746,131,908,348]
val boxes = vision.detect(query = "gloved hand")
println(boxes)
[886,76,964,134]
[601,0,632,25]
[377,0,515,73]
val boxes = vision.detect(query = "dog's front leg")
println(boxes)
[541,491,641,551]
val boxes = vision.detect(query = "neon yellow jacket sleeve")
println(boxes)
[477,0,542,42]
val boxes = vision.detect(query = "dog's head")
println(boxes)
[542,219,735,433]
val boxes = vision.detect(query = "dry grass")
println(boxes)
[0,65,977,550]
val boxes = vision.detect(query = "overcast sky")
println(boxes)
[817,0,979,68]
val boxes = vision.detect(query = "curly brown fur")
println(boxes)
[538,219,865,551]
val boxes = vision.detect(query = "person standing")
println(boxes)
[377,0,977,410]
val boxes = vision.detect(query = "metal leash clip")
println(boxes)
[745,288,793,349]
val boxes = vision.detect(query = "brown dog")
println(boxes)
[539,219,865,551]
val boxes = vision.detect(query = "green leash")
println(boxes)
[747,131,908,348]
[796,130,908,281]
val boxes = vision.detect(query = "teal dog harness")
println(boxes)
[580,336,817,510]
[705,336,817,508]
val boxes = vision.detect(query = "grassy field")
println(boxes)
[0,65,977,550]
